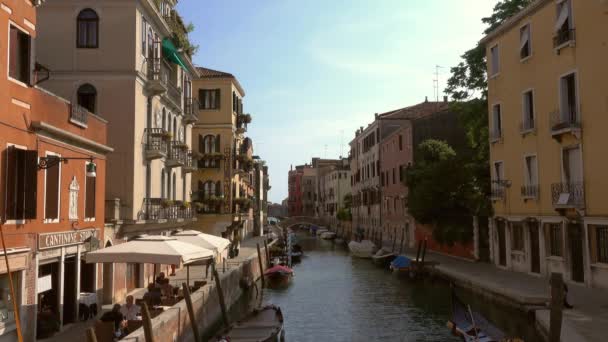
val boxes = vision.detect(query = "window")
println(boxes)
[490,45,499,76]
[141,16,147,55]
[392,168,396,184]
[399,165,404,182]
[596,226,608,264]
[522,90,534,131]
[520,24,531,59]
[562,146,582,184]
[9,25,31,84]
[398,135,403,151]
[554,0,573,47]
[491,104,502,140]
[68,177,79,221]
[524,155,538,186]
[376,161,380,176]
[199,89,220,109]
[0,272,21,326]
[77,9,99,48]
[77,84,97,114]
[493,161,504,181]
[511,223,524,251]
[4,146,37,221]
[44,153,61,222]
[559,73,578,124]
[547,223,563,257]
[85,163,96,219]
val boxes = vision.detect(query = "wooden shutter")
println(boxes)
[15,149,26,220]
[4,147,17,220]
[45,158,60,220]
[198,89,204,109]
[24,150,38,219]
[9,27,19,80]
[28,36,35,86]
[198,134,204,153]
[18,30,30,84]
[215,89,221,109]
[215,135,221,153]
[86,174,96,218]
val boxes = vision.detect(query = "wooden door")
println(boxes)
[569,224,585,282]
[530,223,540,273]
[497,221,507,266]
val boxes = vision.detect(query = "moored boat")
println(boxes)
[264,265,294,288]
[320,231,336,240]
[348,240,376,258]
[390,255,413,273]
[447,286,522,342]
[372,248,397,266]
[217,304,285,342]
[334,237,345,245]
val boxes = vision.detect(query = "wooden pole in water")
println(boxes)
[182,282,201,342]
[549,272,564,342]
[213,268,230,328]
[257,243,266,288]
[141,302,155,342]
[86,327,97,342]
[263,239,270,267]
[415,240,422,262]
[392,227,397,252]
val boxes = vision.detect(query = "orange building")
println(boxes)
[0,0,111,340]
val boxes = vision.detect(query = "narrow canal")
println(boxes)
[254,232,541,342]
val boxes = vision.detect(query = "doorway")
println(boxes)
[497,220,507,267]
[63,257,77,324]
[568,224,585,283]
[529,222,540,274]
[126,263,140,292]
[478,217,491,262]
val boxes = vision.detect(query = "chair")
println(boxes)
[94,320,115,342]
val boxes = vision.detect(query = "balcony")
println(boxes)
[550,110,581,141]
[521,185,539,200]
[551,182,585,209]
[519,119,535,135]
[69,103,88,128]
[165,81,183,112]
[553,29,575,49]
[182,150,198,173]
[489,128,502,143]
[183,97,199,124]
[144,128,168,160]
[145,56,168,95]
[490,185,505,201]
[166,141,186,167]
[141,198,194,221]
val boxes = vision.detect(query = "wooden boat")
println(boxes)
[264,265,294,288]
[217,304,285,342]
[372,248,397,266]
[319,231,336,240]
[348,240,376,258]
[390,255,439,278]
[447,286,523,342]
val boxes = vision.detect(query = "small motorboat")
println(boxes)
[217,304,285,342]
[264,265,294,288]
[320,231,336,240]
[372,248,397,266]
[348,240,376,258]
[390,255,439,278]
[447,286,522,342]
[390,255,413,273]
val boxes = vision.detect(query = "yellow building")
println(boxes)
[191,67,255,240]
[483,0,608,288]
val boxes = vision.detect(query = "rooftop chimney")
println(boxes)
[444,95,448,103]
[374,113,379,119]
[425,96,428,103]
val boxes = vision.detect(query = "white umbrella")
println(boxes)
[85,235,214,266]
[172,230,230,254]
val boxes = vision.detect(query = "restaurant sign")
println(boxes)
[38,229,98,250]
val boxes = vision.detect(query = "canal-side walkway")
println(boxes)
[401,249,608,342]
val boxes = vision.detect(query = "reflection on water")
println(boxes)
[223,234,540,342]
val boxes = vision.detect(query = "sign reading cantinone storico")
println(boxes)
[38,229,98,250]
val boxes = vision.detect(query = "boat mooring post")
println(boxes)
[263,239,270,267]
[213,268,230,328]
[549,272,564,342]
[257,243,266,288]
[141,302,155,342]
[415,240,422,262]
[392,227,397,252]
[182,282,201,342]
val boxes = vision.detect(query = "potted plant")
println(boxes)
[162,131,173,140]
[161,199,173,208]
[180,201,191,209]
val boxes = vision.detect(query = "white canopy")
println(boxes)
[172,230,231,254]
[85,235,214,265]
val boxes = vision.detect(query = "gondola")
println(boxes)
[264,265,294,288]
[447,286,523,342]
[217,304,285,342]
[371,248,397,267]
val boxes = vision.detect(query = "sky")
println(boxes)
[177,0,499,204]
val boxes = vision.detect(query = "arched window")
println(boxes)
[77,83,97,113]
[161,172,165,198]
[77,9,99,48]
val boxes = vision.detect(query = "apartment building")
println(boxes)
[482,0,608,288]
[36,0,199,301]
[317,158,351,227]
[288,166,303,216]
[0,0,112,339]
[191,67,256,241]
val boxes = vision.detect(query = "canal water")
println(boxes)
[253,233,541,342]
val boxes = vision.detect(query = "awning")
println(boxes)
[85,235,213,265]
[162,38,188,70]
[172,230,231,254]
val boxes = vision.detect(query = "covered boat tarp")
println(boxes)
[451,288,506,342]
[264,265,293,276]
[391,256,412,269]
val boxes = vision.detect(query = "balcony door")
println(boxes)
[562,147,582,184]
[529,222,540,274]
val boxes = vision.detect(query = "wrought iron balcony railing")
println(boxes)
[551,182,584,208]
[553,28,575,48]
[146,55,169,95]
[490,185,505,200]
[69,103,89,127]
[166,140,186,167]
[142,198,194,221]
[183,97,199,124]
[144,128,168,160]
[167,82,183,109]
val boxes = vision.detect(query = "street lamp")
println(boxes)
[38,156,97,178]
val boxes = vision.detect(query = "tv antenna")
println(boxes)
[433,65,445,102]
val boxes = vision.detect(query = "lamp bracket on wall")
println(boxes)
[38,156,97,177]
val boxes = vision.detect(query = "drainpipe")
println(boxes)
[145,97,152,203]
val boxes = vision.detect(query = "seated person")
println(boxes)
[155,272,166,288]
[160,278,174,297]
[120,295,141,320]
[100,304,125,332]
[143,283,162,307]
